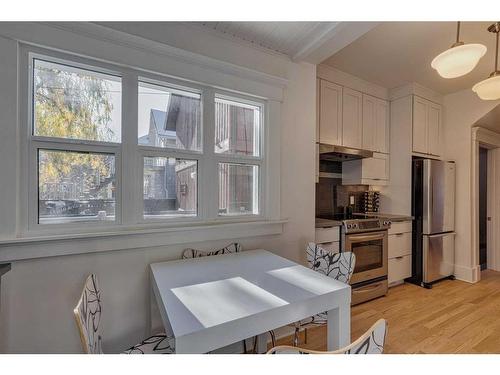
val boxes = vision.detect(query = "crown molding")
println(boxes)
[48,22,289,89]
[317,64,389,100]
[0,22,288,101]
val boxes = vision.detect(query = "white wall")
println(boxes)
[443,89,499,281]
[0,24,316,353]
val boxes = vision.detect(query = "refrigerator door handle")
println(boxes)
[428,232,456,238]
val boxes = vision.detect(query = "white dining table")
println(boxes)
[149,249,351,354]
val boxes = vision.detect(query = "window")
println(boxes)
[25,48,267,233]
[34,59,122,143]
[138,81,201,151]
[143,157,197,218]
[31,57,121,225]
[215,96,262,216]
[38,150,116,224]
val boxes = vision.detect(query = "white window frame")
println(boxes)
[19,44,268,237]
[213,91,265,218]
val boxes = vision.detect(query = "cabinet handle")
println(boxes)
[395,233,404,236]
[395,256,404,260]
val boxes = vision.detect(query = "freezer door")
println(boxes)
[423,232,455,284]
[423,160,455,234]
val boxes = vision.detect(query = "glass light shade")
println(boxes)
[472,75,500,100]
[431,44,487,78]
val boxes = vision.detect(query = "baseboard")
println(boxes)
[454,264,480,283]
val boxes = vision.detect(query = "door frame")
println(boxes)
[471,127,500,280]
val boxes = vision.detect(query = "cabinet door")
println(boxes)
[319,80,342,145]
[412,96,428,154]
[342,88,363,149]
[428,103,442,157]
[362,94,376,151]
[363,153,389,181]
[374,98,389,153]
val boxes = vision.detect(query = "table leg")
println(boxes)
[255,333,268,354]
[327,302,350,351]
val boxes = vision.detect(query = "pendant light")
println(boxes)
[472,22,500,101]
[431,22,487,79]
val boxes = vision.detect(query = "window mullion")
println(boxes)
[121,72,139,225]
[200,88,217,220]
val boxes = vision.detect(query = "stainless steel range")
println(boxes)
[318,214,391,305]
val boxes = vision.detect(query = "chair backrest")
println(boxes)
[182,242,242,259]
[306,242,356,284]
[73,274,103,354]
[267,319,387,354]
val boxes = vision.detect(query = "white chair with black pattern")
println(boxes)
[181,242,241,259]
[280,242,356,347]
[267,319,387,354]
[73,274,174,354]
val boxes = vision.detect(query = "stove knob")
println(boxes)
[347,224,352,229]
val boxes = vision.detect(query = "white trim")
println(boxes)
[316,64,389,100]
[471,127,500,279]
[0,220,286,262]
[454,264,480,283]
[0,22,287,101]
[389,82,443,105]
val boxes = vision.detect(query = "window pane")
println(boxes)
[38,150,116,224]
[215,97,260,156]
[143,157,198,218]
[33,59,121,143]
[138,82,201,151]
[218,163,259,216]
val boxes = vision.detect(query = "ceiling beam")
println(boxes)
[292,22,379,64]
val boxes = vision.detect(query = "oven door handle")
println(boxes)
[346,233,386,242]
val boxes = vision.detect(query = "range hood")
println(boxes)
[319,143,373,162]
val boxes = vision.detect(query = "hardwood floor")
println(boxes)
[274,270,500,353]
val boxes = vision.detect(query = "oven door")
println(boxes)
[345,231,388,284]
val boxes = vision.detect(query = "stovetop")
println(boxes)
[317,213,391,233]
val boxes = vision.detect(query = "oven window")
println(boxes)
[351,239,383,273]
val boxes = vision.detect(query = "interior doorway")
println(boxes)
[479,147,488,271]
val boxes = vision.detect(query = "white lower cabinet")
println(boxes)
[388,255,412,284]
[315,226,341,253]
[388,220,412,286]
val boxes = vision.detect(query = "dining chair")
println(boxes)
[267,319,387,354]
[73,274,174,354]
[291,243,356,345]
[182,242,241,259]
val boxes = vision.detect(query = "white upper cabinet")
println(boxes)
[317,78,389,155]
[363,94,389,153]
[428,102,441,156]
[342,152,389,186]
[342,88,363,149]
[362,94,376,151]
[319,80,342,145]
[412,96,428,154]
[412,96,442,157]
[374,98,389,153]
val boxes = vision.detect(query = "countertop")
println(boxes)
[315,213,413,228]
[315,218,342,228]
[354,213,414,222]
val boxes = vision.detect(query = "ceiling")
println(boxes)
[194,22,333,57]
[322,22,498,95]
[474,104,500,132]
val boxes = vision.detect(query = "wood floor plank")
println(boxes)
[273,270,500,353]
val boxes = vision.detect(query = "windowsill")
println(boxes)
[0,219,287,262]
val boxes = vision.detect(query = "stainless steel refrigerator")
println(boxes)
[408,159,456,289]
